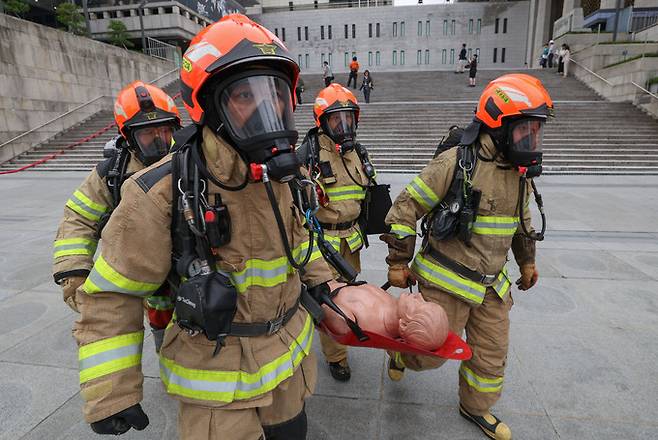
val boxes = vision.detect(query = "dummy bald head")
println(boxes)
[398,293,449,351]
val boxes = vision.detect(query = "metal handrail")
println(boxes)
[631,82,658,100]
[0,67,179,149]
[570,58,613,85]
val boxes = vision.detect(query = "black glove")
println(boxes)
[90,403,149,435]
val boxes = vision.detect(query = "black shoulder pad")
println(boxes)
[171,124,201,153]
[296,127,319,166]
[135,161,172,193]
[96,155,117,179]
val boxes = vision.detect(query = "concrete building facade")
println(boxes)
[258,1,532,73]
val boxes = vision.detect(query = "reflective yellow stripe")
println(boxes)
[346,230,364,252]
[66,190,108,222]
[83,255,161,296]
[160,313,314,402]
[53,237,98,259]
[412,254,486,304]
[460,364,504,393]
[230,240,322,294]
[472,216,519,236]
[323,234,342,252]
[390,223,416,239]
[79,331,144,384]
[325,185,367,202]
[492,267,511,298]
[406,176,440,211]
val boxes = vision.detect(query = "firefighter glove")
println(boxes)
[388,264,416,289]
[516,264,539,291]
[61,276,86,313]
[90,403,149,435]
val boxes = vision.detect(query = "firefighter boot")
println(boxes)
[387,352,405,381]
[459,404,512,440]
[328,359,351,382]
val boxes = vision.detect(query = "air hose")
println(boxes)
[518,177,546,241]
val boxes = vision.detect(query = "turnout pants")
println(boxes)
[177,353,316,440]
[395,284,512,416]
[319,238,362,363]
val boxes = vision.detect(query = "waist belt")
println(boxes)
[229,297,300,337]
[319,219,358,231]
[425,246,497,285]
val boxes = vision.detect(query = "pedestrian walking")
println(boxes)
[457,44,467,73]
[323,61,334,87]
[540,43,549,68]
[468,54,478,87]
[347,56,359,88]
[359,69,374,103]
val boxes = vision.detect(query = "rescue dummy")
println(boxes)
[382,74,552,440]
[321,286,449,351]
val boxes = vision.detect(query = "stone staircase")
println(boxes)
[2,70,657,174]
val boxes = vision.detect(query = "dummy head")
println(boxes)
[398,293,449,351]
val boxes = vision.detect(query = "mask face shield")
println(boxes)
[217,75,297,152]
[505,117,545,168]
[320,110,357,151]
[131,123,175,165]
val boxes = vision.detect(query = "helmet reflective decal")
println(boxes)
[166,96,176,111]
[498,86,531,106]
[315,97,328,108]
[184,41,222,63]
[253,43,277,55]
[114,103,128,119]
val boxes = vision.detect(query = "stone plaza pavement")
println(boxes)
[1,171,657,440]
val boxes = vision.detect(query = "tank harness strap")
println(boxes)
[424,246,498,285]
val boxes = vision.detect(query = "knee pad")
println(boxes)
[262,407,307,440]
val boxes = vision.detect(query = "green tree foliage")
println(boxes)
[108,20,134,49]
[3,0,30,17]
[56,2,87,36]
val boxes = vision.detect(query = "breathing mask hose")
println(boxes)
[262,168,314,271]
[340,155,369,189]
[518,177,546,241]
[190,141,249,192]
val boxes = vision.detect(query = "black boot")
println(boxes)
[328,359,351,382]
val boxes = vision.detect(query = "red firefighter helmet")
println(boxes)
[180,13,299,125]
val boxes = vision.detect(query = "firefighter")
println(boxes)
[381,74,553,440]
[53,81,180,349]
[72,14,336,439]
[298,84,372,381]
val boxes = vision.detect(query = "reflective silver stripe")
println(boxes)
[413,257,485,302]
[407,178,438,210]
[68,194,106,219]
[472,221,518,229]
[327,189,365,198]
[54,243,96,252]
[86,268,157,297]
[78,343,143,371]
[230,264,290,286]
[460,365,504,392]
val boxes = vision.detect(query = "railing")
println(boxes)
[570,58,613,85]
[263,0,392,13]
[145,37,182,67]
[0,67,180,165]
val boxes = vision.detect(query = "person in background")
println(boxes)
[323,61,334,87]
[561,44,571,77]
[540,43,549,68]
[457,44,467,73]
[359,69,374,103]
[548,40,556,68]
[347,56,359,89]
[468,54,478,87]
[296,76,305,104]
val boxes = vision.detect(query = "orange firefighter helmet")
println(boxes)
[179,13,299,125]
[313,83,360,127]
[113,81,180,139]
